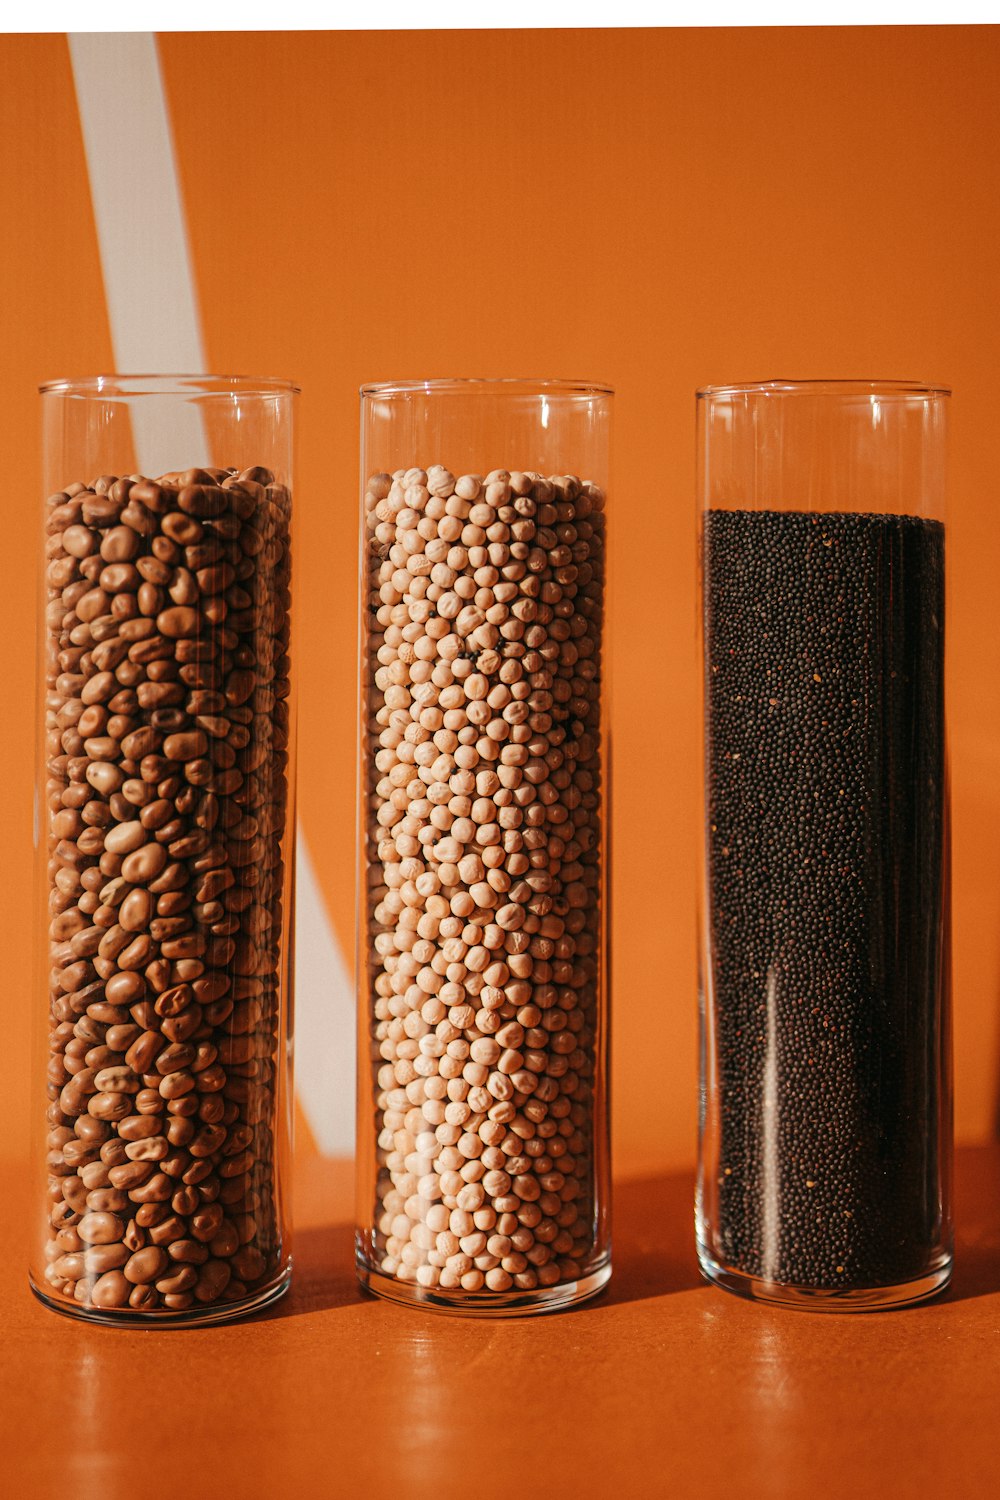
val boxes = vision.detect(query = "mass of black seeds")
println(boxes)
[703,510,947,1289]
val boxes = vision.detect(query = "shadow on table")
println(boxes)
[939,1145,1000,1305]
[585,1168,704,1311]
[250,1157,1000,1317]
[254,1220,364,1320]
[253,1168,704,1320]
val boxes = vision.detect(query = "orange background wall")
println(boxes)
[2,27,999,1176]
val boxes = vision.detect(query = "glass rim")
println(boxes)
[39,373,301,398]
[360,377,614,399]
[697,378,951,399]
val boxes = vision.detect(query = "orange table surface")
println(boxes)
[3,1147,1000,1500]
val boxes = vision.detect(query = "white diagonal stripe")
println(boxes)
[70,31,354,1153]
[293,842,356,1153]
[68,32,208,472]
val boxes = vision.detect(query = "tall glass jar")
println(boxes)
[33,375,296,1325]
[697,379,952,1310]
[357,379,612,1314]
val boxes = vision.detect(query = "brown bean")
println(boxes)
[161,511,204,545]
[87,1092,132,1123]
[168,567,199,606]
[85,1189,128,1214]
[86,759,124,795]
[159,1008,201,1050]
[196,563,235,594]
[108,1160,155,1191]
[159,1070,196,1100]
[147,1214,187,1246]
[125,1032,166,1074]
[82,1242,130,1274]
[194,1259,232,1302]
[178,484,228,518]
[118,888,153,932]
[120,727,162,760]
[76,587,111,622]
[163,729,208,761]
[100,563,140,593]
[117,615,156,642]
[120,500,158,535]
[158,933,205,960]
[121,843,168,884]
[136,680,185,709]
[123,1246,169,1284]
[151,985,192,1019]
[77,1211,124,1245]
[52,1253,86,1280]
[104,970,146,1005]
[147,862,187,895]
[93,641,133,678]
[124,1135,168,1163]
[101,525,141,563]
[103,821,147,856]
[232,1245,266,1283]
[117,933,154,969]
[156,606,200,639]
[80,1161,112,1192]
[209,1221,241,1258]
[91,1270,131,1308]
[118,1113,164,1143]
[129,481,165,512]
[190,1123,227,1157]
[155,1265,199,1295]
[94,1065,140,1094]
[62,524,98,559]
[167,1239,210,1265]
[128,1172,173,1204]
[154,1042,197,1075]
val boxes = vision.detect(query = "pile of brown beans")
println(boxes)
[41,465,291,1316]
[363,464,605,1297]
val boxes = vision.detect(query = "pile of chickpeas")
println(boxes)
[41,466,291,1316]
[362,464,606,1298]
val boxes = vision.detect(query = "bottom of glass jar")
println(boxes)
[357,1256,611,1317]
[696,1244,952,1311]
[28,1263,292,1328]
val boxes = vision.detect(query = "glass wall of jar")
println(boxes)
[357,379,612,1313]
[697,379,952,1309]
[34,375,296,1324]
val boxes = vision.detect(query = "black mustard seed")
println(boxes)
[703,509,948,1290]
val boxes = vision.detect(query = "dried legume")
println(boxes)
[361,465,606,1299]
[40,465,291,1317]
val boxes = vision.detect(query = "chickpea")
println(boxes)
[364,466,605,1300]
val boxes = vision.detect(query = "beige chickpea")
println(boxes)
[365,465,604,1301]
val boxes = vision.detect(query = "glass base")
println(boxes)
[357,1256,611,1317]
[29,1264,291,1328]
[696,1244,952,1311]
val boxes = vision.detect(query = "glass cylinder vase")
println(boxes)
[33,375,296,1325]
[357,379,612,1314]
[697,379,952,1310]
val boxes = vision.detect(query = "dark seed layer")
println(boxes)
[703,509,947,1290]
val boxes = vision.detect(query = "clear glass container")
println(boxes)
[356,378,612,1314]
[697,379,953,1310]
[33,375,297,1325]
